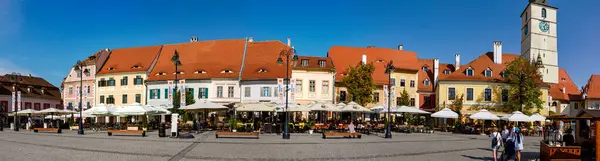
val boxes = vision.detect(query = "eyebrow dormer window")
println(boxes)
[221,70,234,73]
[444,70,451,75]
[132,65,142,69]
[466,67,474,76]
[301,59,309,67]
[484,68,492,77]
[173,71,184,75]
[156,72,166,76]
[561,78,566,82]
[194,70,207,74]
[422,66,429,72]
[340,73,348,76]
[318,60,326,67]
[258,69,268,73]
[107,67,116,71]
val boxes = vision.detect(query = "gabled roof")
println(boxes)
[147,39,246,81]
[417,59,456,92]
[328,46,419,84]
[0,74,61,101]
[97,45,163,75]
[548,68,581,101]
[241,41,292,80]
[293,56,335,70]
[439,52,519,82]
[584,75,600,99]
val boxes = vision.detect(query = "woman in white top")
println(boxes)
[490,128,503,161]
[512,127,524,161]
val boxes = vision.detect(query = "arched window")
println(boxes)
[541,8,547,19]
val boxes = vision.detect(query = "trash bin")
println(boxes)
[158,123,166,137]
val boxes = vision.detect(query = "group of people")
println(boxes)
[490,125,524,161]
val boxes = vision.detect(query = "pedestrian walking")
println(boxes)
[490,128,503,161]
[512,127,524,161]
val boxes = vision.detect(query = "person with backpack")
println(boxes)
[490,127,503,161]
[512,127,524,161]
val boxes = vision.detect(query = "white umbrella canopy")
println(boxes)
[500,114,511,120]
[113,103,161,116]
[14,109,38,116]
[529,113,546,122]
[431,108,458,119]
[340,101,370,112]
[147,105,172,115]
[469,109,500,120]
[370,105,385,111]
[181,100,228,110]
[379,106,398,113]
[396,106,431,114]
[38,108,75,115]
[506,111,531,122]
[236,103,278,112]
[308,102,340,112]
[85,104,117,116]
[335,103,346,109]
[287,104,312,112]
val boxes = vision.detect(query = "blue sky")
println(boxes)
[0,0,598,88]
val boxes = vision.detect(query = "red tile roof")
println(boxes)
[241,41,292,80]
[585,75,600,99]
[293,56,335,70]
[439,52,519,82]
[416,59,456,92]
[548,68,581,101]
[328,46,419,84]
[0,74,61,101]
[97,45,163,75]
[147,39,246,81]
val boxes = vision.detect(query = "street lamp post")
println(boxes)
[377,60,395,139]
[12,73,21,131]
[171,50,182,108]
[277,48,298,139]
[74,60,89,135]
[0,104,4,131]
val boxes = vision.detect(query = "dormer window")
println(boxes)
[424,79,430,86]
[318,60,326,67]
[194,70,207,74]
[156,72,167,76]
[173,71,184,75]
[107,67,116,71]
[221,70,234,73]
[301,59,309,67]
[561,78,566,82]
[41,87,46,94]
[132,65,142,69]
[422,66,429,72]
[484,68,492,77]
[444,70,451,75]
[340,73,348,76]
[258,69,268,73]
[27,86,33,93]
[466,67,474,76]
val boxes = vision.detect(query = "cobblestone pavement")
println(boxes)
[0,130,541,161]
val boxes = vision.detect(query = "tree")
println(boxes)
[341,62,376,106]
[397,89,410,106]
[169,90,196,114]
[451,94,464,126]
[504,56,544,115]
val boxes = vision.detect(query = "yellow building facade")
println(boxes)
[95,72,149,106]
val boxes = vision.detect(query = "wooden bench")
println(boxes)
[215,131,259,139]
[107,130,146,137]
[322,132,361,139]
[33,128,61,133]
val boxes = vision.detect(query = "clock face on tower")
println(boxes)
[539,21,550,32]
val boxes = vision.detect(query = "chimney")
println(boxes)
[248,37,254,42]
[434,58,440,87]
[562,87,566,94]
[493,41,503,64]
[104,48,109,52]
[287,37,291,47]
[367,46,375,48]
[455,54,461,70]
[362,54,367,64]
[398,44,403,50]
[190,36,198,42]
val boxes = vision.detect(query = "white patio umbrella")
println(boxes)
[379,106,398,113]
[431,108,458,119]
[85,104,117,116]
[396,106,431,114]
[506,111,531,122]
[370,105,385,112]
[236,103,278,112]
[340,102,370,112]
[529,113,546,122]
[287,104,312,112]
[113,103,160,116]
[181,100,228,110]
[469,109,500,120]
[14,109,38,116]
[146,105,172,115]
[308,102,340,112]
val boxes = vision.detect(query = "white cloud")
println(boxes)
[0,58,36,76]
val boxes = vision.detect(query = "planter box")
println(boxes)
[70,126,79,130]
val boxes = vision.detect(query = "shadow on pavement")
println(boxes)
[461,154,492,161]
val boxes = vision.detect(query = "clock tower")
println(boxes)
[521,0,558,84]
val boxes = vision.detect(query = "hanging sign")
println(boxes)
[179,79,186,106]
[17,91,21,111]
[168,80,173,105]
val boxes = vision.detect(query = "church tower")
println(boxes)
[521,0,558,84]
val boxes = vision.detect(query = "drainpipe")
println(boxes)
[238,37,249,104]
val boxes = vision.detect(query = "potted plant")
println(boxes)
[69,117,78,130]
[228,117,237,132]
[141,115,148,131]
[306,120,315,135]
